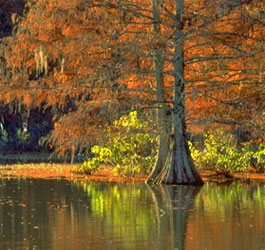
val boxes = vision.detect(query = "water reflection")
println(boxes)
[187,183,265,250]
[0,179,264,250]
[148,185,201,250]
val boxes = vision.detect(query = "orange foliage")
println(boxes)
[0,0,264,153]
[22,93,32,106]
[36,92,48,105]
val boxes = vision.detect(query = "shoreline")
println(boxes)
[0,163,265,183]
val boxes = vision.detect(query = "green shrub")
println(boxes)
[189,130,265,174]
[80,111,157,177]
[71,161,100,175]
[251,145,265,173]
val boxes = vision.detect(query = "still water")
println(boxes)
[0,179,264,250]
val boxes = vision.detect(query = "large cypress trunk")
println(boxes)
[148,0,203,185]
[162,0,203,185]
[162,118,204,185]
[153,117,204,185]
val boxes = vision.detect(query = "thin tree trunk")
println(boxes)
[146,0,169,183]
[71,139,77,164]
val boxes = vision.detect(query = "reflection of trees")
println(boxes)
[0,179,54,249]
[2,179,263,250]
[148,185,201,250]
[75,181,157,249]
[188,183,265,250]
[0,179,88,250]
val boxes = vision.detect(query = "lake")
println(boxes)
[0,179,264,250]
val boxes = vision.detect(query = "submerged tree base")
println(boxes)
[147,135,204,186]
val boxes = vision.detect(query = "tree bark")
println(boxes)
[146,0,169,183]
[162,0,203,185]
[148,0,204,185]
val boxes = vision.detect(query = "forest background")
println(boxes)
[0,0,264,184]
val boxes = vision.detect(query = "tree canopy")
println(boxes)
[0,0,264,184]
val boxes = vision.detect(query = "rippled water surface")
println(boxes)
[0,179,264,250]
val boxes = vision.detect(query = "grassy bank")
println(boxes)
[0,153,264,183]
[0,163,147,182]
[0,163,265,183]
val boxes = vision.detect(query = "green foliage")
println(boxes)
[71,162,99,175]
[0,129,8,150]
[1,129,8,142]
[17,128,31,143]
[0,128,31,152]
[188,141,201,165]
[189,130,265,174]
[81,111,157,177]
[16,128,31,149]
[251,145,265,173]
